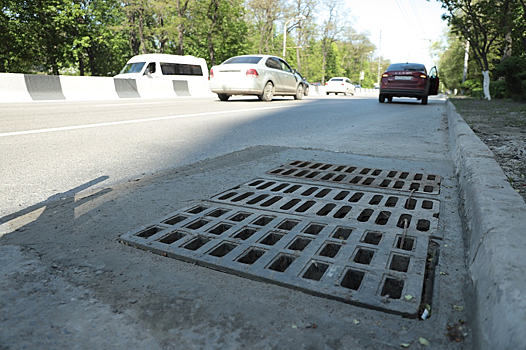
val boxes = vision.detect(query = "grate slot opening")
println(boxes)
[387,171,397,178]
[399,172,409,179]
[357,209,374,222]
[393,181,404,189]
[379,180,391,187]
[303,223,325,235]
[349,192,364,203]
[363,177,374,185]
[404,198,417,210]
[256,181,275,189]
[288,237,313,251]
[270,169,283,174]
[427,175,436,180]
[183,236,210,251]
[422,200,433,210]
[284,185,301,193]
[350,176,363,184]
[410,183,420,191]
[277,220,299,231]
[375,211,391,225]
[237,248,265,264]
[372,169,382,176]
[252,216,274,226]
[218,192,237,200]
[321,173,334,180]
[310,163,323,169]
[268,254,296,272]
[381,277,404,299]
[369,195,383,205]
[315,189,331,198]
[232,192,255,202]
[162,215,188,225]
[207,209,230,218]
[334,191,350,201]
[319,243,342,258]
[353,248,375,265]
[317,204,336,216]
[208,223,233,235]
[333,205,352,219]
[306,171,320,178]
[340,269,365,290]
[158,230,186,244]
[414,174,423,180]
[396,236,415,251]
[271,183,289,192]
[363,231,383,245]
[186,219,210,230]
[228,212,252,222]
[345,167,357,173]
[332,227,353,240]
[303,261,329,281]
[397,215,412,228]
[282,169,296,175]
[302,187,318,196]
[360,168,371,174]
[385,197,398,207]
[295,201,316,213]
[261,196,282,207]
[209,242,237,257]
[294,170,309,177]
[260,232,284,246]
[390,254,410,272]
[335,166,346,171]
[280,199,301,210]
[187,205,208,214]
[247,194,268,205]
[249,180,265,186]
[320,164,332,170]
[233,227,258,240]
[424,186,434,193]
[417,219,430,232]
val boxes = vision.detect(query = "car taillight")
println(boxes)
[325,82,328,85]
[419,74,427,79]
[209,68,214,79]
[246,69,259,78]
[382,73,388,78]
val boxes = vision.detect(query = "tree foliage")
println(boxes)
[1,0,381,86]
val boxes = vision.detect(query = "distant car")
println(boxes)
[379,63,439,105]
[325,77,356,95]
[354,84,362,89]
[208,55,306,101]
[294,71,310,96]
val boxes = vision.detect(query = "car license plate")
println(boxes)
[395,76,412,80]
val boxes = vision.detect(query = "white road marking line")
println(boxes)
[0,105,291,137]
[92,102,163,107]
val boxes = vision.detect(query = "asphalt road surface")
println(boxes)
[1,94,448,218]
[0,94,473,349]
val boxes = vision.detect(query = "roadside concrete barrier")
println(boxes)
[447,99,526,349]
[0,73,213,103]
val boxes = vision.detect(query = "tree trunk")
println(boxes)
[482,70,491,100]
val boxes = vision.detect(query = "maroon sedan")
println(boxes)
[379,63,439,105]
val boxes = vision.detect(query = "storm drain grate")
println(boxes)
[121,200,434,316]
[211,179,441,238]
[267,161,442,195]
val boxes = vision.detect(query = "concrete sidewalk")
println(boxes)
[447,99,526,349]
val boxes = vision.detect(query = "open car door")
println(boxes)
[428,66,439,95]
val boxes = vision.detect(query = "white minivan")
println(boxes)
[114,54,211,97]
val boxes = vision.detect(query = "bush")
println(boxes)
[490,79,508,99]
[494,57,526,100]
[461,79,483,98]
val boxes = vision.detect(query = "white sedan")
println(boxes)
[325,77,356,96]
[209,55,305,101]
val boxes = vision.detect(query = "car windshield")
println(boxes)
[119,62,145,74]
[387,63,426,72]
[223,56,262,64]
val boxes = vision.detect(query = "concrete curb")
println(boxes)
[447,99,526,349]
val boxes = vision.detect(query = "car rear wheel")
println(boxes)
[217,94,230,101]
[387,96,393,102]
[260,82,275,102]
[326,92,330,95]
[379,94,386,103]
[294,85,304,100]
[421,95,428,105]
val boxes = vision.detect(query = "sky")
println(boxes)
[345,0,449,70]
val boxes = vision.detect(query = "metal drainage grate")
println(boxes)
[120,200,432,316]
[211,179,440,238]
[268,161,442,195]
